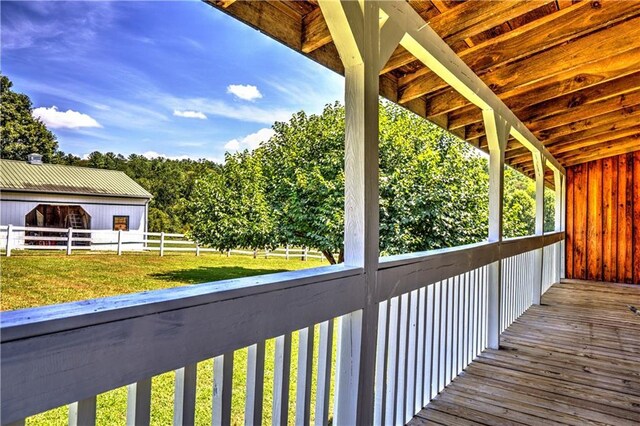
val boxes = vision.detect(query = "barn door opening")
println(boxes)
[25,205,91,246]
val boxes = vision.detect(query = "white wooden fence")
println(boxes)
[0,231,563,426]
[0,225,324,260]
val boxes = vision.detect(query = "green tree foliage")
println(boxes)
[1,74,59,161]
[503,168,556,238]
[188,152,274,251]
[189,103,491,263]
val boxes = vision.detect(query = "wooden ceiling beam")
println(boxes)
[211,0,237,8]
[542,110,640,147]
[537,102,640,142]
[458,57,640,141]
[527,89,640,133]
[448,70,640,131]
[464,88,640,141]
[558,136,640,166]
[427,43,640,119]
[399,1,640,103]
[470,93,640,143]
[508,125,640,166]
[476,103,640,153]
[482,102,640,157]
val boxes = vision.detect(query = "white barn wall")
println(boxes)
[0,192,149,250]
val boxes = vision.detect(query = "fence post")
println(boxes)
[67,228,73,256]
[160,232,165,257]
[253,248,257,259]
[6,224,13,257]
[117,230,123,255]
[303,247,308,261]
[196,244,200,257]
[285,244,289,260]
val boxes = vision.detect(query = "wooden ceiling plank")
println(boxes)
[483,102,640,162]
[557,0,580,9]
[538,103,640,143]
[508,125,640,166]
[399,0,640,103]
[209,0,302,48]
[467,89,640,141]
[427,43,640,118]
[212,0,237,9]
[526,89,640,133]
[449,70,640,131]
[543,111,640,147]
[550,126,640,156]
[559,137,640,166]
[302,7,330,53]
[429,0,557,48]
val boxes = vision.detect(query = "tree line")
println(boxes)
[1,74,552,263]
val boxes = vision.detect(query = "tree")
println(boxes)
[503,167,557,238]
[1,74,58,161]
[188,151,274,251]
[189,102,491,264]
[261,104,346,263]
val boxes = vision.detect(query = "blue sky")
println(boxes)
[1,0,345,162]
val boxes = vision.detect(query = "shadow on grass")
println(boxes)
[151,266,288,284]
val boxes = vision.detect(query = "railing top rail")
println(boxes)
[1,264,362,342]
[378,231,564,271]
[379,240,497,270]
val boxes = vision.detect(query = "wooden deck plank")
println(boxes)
[411,280,640,425]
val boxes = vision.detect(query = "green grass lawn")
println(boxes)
[1,251,337,425]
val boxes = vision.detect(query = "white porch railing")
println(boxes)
[0,232,563,426]
[0,225,324,260]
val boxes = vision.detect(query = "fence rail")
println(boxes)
[0,225,325,260]
[0,231,564,425]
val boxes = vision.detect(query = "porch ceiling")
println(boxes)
[206,0,640,184]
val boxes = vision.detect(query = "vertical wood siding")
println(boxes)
[566,152,640,284]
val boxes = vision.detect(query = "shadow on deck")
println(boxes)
[410,280,640,425]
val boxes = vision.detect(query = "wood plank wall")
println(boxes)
[566,151,640,284]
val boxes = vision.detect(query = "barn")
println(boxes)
[0,154,151,248]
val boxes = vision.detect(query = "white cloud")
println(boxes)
[224,127,275,152]
[227,84,262,101]
[33,106,102,129]
[173,110,207,120]
[162,96,291,125]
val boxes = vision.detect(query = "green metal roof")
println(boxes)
[0,159,152,199]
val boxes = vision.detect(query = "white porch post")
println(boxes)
[318,1,403,424]
[533,152,546,305]
[560,172,567,279]
[483,110,509,350]
[554,170,564,284]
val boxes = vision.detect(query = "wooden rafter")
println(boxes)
[466,88,640,141]
[509,126,640,166]
[399,1,640,104]
[421,21,640,123]
[449,70,640,132]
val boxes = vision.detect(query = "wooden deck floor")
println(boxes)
[410,280,640,426]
